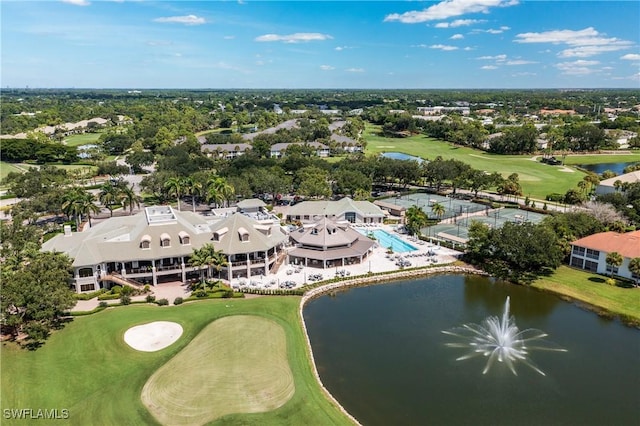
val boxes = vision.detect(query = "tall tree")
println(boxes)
[183,177,203,213]
[628,257,640,287]
[98,182,120,217]
[119,183,142,215]
[605,252,623,278]
[164,177,185,211]
[430,202,446,220]
[189,244,228,282]
[405,205,428,236]
[1,251,75,346]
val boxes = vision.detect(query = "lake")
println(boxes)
[304,275,640,426]
[578,162,638,175]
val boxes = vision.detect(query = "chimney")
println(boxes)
[64,225,72,236]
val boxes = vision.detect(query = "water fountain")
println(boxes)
[442,297,567,375]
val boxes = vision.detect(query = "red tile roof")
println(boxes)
[572,231,640,259]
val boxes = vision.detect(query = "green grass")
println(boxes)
[363,124,638,199]
[532,266,640,323]
[64,132,102,147]
[0,297,352,426]
[0,162,31,181]
[142,315,294,425]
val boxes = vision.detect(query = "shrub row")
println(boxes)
[74,288,107,300]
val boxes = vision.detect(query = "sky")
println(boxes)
[1,0,639,89]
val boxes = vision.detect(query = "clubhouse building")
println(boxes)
[288,218,376,268]
[286,197,386,224]
[42,206,288,293]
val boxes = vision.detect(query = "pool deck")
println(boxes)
[232,224,462,290]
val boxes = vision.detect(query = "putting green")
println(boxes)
[141,315,295,425]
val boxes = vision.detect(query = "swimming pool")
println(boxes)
[358,229,417,253]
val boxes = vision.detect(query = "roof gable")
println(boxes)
[572,230,640,259]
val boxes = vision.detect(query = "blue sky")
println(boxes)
[2,0,639,88]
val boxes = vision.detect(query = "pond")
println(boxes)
[381,152,425,163]
[303,275,639,426]
[578,162,638,175]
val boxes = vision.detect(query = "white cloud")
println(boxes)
[485,27,508,34]
[430,44,459,51]
[621,54,640,60]
[555,60,600,75]
[481,65,498,70]
[384,0,518,24]
[477,54,507,61]
[435,19,485,28]
[335,46,353,51]
[320,65,335,71]
[512,72,536,76]
[463,46,474,51]
[346,68,365,73]
[450,34,464,40]
[515,27,633,58]
[223,36,235,40]
[560,45,633,58]
[62,0,90,5]
[154,15,206,25]
[255,33,332,43]
[505,60,536,65]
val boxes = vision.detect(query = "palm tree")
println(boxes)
[189,244,228,283]
[98,182,120,217]
[62,189,85,230]
[405,205,428,236]
[431,202,446,220]
[206,176,227,207]
[164,177,184,211]
[183,177,203,213]
[605,251,624,278]
[189,246,213,284]
[628,257,640,287]
[63,188,100,229]
[119,184,142,215]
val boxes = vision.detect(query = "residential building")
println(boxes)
[269,142,330,158]
[201,143,252,159]
[287,197,385,224]
[595,171,640,195]
[569,230,640,280]
[417,106,470,116]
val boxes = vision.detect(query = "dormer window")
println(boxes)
[179,231,190,245]
[238,227,249,242]
[160,233,171,247]
[311,228,318,235]
[213,227,228,242]
[140,234,151,249]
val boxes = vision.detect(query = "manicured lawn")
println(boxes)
[0,298,352,426]
[143,315,294,425]
[0,162,30,181]
[363,124,586,199]
[64,132,102,147]
[53,164,98,175]
[532,266,640,323]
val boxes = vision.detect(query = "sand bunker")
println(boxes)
[124,321,183,352]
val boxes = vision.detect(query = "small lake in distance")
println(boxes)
[577,161,638,175]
